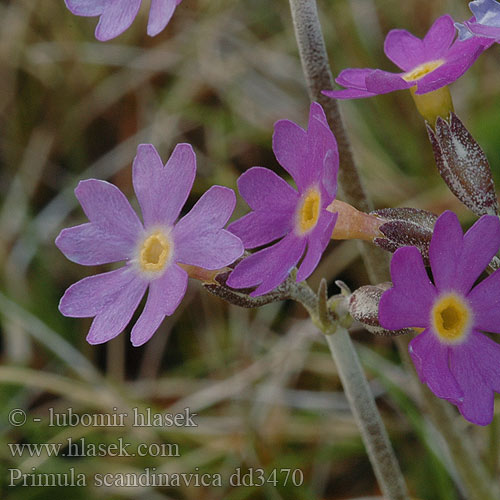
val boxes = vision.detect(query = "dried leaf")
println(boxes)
[427,113,498,216]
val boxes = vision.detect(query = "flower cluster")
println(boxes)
[379,211,500,426]
[58,103,339,343]
[59,1,500,430]
[64,0,182,41]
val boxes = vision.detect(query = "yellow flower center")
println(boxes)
[402,59,445,82]
[297,187,321,234]
[431,294,471,343]
[139,231,171,272]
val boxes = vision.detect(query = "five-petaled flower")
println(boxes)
[324,15,488,99]
[379,211,500,426]
[456,0,500,41]
[64,0,182,41]
[56,144,243,346]
[226,102,339,296]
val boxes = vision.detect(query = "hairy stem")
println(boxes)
[325,327,410,500]
[289,282,410,500]
[288,0,387,284]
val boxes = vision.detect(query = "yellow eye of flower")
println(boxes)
[403,60,445,82]
[432,293,471,343]
[139,231,171,272]
[297,187,321,234]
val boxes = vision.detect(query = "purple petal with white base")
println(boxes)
[324,15,490,99]
[57,143,243,346]
[380,210,500,425]
[228,103,339,296]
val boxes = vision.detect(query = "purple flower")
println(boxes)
[64,0,182,41]
[56,144,243,346]
[456,0,500,41]
[226,103,338,296]
[324,15,489,99]
[379,210,500,425]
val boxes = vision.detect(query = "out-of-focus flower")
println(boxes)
[64,0,182,41]
[456,0,500,41]
[56,144,243,346]
[226,102,338,296]
[379,211,500,425]
[324,15,488,100]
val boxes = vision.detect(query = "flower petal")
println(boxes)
[334,68,374,89]
[384,29,424,71]
[379,246,436,330]
[272,119,308,190]
[409,330,463,403]
[130,264,188,346]
[296,211,336,282]
[422,15,456,59]
[430,212,500,294]
[132,143,196,228]
[455,21,474,41]
[468,269,500,333]
[465,19,500,39]
[228,210,293,249]
[322,88,378,99]
[95,0,142,41]
[173,186,243,269]
[470,0,500,26]
[56,222,133,266]
[74,179,143,247]
[236,167,298,212]
[415,41,486,94]
[65,0,106,16]
[147,0,177,36]
[59,266,142,318]
[226,233,306,296]
[365,70,412,94]
[322,148,339,200]
[86,276,148,345]
[304,102,338,193]
[450,332,496,425]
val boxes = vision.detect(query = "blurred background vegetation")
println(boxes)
[0,0,499,498]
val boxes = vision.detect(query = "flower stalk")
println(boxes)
[286,278,410,500]
[287,0,388,285]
